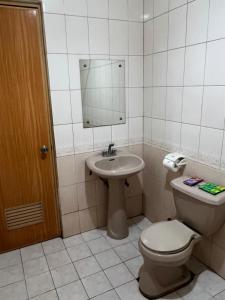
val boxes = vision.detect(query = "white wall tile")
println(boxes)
[93,126,112,150]
[144,20,153,55]
[184,43,206,86]
[42,0,64,14]
[129,56,144,87]
[64,0,87,16]
[208,0,225,41]
[109,21,128,55]
[169,0,187,10]
[47,54,69,90]
[144,88,152,117]
[181,124,200,159]
[165,121,181,151]
[154,0,169,17]
[129,22,143,55]
[202,87,225,130]
[144,55,153,87]
[128,88,144,117]
[182,87,203,125]
[144,117,152,144]
[109,0,128,20]
[151,87,166,119]
[166,87,183,122]
[144,0,154,21]
[112,124,129,146]
[186,0,209,45]
[168,5,187,49]
[128,0,144,21]
[151,118,166,147]
[73,124,93,153]
[87,0,108,18]
[51,91,72,125]
[221,135,225,169]
[199,127,223,167]
[71,90,83,123]
[154,14,168,53]
[66,16,89,54]
[167,48,185,86]
[89,19,109,55]
[44,14,67,53]
[153,52,167,86]
[129,117,143,144]
[205,39,225,85]
[54,124,74,156]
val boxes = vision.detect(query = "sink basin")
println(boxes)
[86,153,145,179]
[86,152,145,240]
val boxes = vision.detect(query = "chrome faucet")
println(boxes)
[102,143,117,157]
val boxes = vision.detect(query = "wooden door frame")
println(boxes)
[0,0,62,238]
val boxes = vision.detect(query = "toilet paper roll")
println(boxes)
[163,158,179,172]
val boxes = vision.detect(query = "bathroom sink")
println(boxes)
[86,151,145,240]
[86,153,145,179]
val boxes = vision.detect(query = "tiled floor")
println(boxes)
[1,216,225,299]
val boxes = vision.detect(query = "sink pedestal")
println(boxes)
[107,179,128,239]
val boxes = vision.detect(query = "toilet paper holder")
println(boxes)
[163,153,187,172]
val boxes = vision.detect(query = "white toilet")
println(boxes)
[139,176,225,299]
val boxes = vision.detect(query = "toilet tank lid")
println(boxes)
[171,176,225,206]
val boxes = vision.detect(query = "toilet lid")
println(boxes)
[140,220,197,254]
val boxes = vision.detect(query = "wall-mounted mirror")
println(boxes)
[79,59,126,128]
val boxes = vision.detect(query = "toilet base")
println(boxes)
[139,263,193,299]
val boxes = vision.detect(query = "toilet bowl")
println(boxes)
[138,220,201,299]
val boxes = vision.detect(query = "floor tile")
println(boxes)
[125,256,143,278]
[87,237,111,254]
[95,249,121,269]
[0,264,24,288]
[74,256,101,278]
[114,242,140,262]
[115,280,147,300]
[0,281,27,300]
[91,289,120,300]
[21,243,44,263]
[133,216,152,231]
[128,224,142,241]
[23,256,49,278]
[31,290,58,300]
[51,263,79,288]
[215,290,225,299]
[82,271,112,298]
[196,270,225,296]
[132,239,139,249]
[104,263,134,288]
[67,243,92,262]
[177,279,213,300]
[57,280,88,300]
[186,256,207,275]
[63,235,84,248]
[0,250,21,269]
[46,250,71,270]
[42,238,65,255]
[82,229,102,242]
[26,272,54,298]
[105,235,130,248]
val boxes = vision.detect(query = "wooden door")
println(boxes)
[0,1,60,252]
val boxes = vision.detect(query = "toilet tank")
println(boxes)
[171,177,225,236]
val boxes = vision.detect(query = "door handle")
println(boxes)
[40,145,48,154]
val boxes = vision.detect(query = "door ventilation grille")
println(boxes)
[5,202,44,230]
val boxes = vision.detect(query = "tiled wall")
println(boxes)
[42,0,144,236]
[143,0,225,170]
[143,143,225,279]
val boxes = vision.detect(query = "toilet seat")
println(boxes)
[140,220,199,254]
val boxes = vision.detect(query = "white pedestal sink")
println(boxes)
[86,152,145,239]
